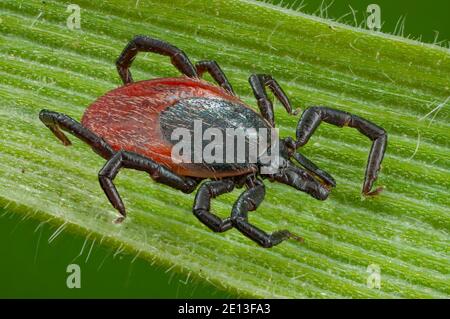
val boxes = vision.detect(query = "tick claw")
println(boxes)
[363,186,385,197]
[288,232,304,243]
[113,216,125,224]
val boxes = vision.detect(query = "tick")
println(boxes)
[39,36,387,248]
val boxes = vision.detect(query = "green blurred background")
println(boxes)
[262,0,450,45]
[1,0,449,298]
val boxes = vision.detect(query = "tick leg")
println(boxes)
[249,74,295,127]
[99,150,199,223]
[295,106,387,195]
[116,35,197,84]
[39,109,114,159]
[292,151,336,187]
[195,60,235,95]
[269,163,331,201]
[193,179,235,232]
[231,180,302,248]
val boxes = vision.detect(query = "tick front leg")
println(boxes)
[116,35,197,84]
[295,106,387,195]
[231,181,302,248]
[195,60,235,95]
[39,109,114,159]
[193,179,235,232]
[99,151,198,223]
[249,74,295,127]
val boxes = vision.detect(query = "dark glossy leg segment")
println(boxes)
[193,179,235,232]
[296,106,387,195]
[231,181,302,248]
[291,151,336,187]
[39,109,114,159]
[269,164,331,201]
[196,60,235,95]
[116,35,197,84]
[99,150,198,223]
[249,74,294,127]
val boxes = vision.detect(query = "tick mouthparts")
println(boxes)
[292,152,336,187]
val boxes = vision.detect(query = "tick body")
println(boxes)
[40,35,387,248]
[81,77,269,178]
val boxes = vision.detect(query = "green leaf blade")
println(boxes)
[0,0,448,298]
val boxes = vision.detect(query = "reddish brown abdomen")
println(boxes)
[81,77,255,177]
